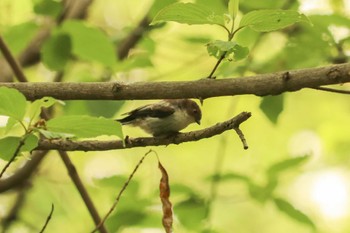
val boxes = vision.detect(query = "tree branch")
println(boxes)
[1,63,349,100]
[0,0,93,82]
[36,112,251,151]
[0,28,108,233]
[38,204,54,233]
[0,151,46,193]
[117,15,150,60]
[58,151,108,233]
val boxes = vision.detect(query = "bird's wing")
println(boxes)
[118,102,175,123]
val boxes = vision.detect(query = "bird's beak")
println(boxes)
[196,119,201,125]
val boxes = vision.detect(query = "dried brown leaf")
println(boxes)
[159,161,173,233]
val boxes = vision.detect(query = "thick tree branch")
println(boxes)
[37,112,251,151]
[1,63,349,100]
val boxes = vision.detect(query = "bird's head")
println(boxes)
[183,99,202,125]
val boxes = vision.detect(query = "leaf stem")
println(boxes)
[207,25,245,79]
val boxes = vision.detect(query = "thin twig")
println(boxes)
[1,183,29,232]
[234,127,249,150]
[59,151,108,233]
[207,54,226,79]
[37,112,252,151]
[0,151,46,193]
[91,149,155,233]
[38,204,54,233]
[311,86,350,94]
[0,137,26,178]
[0,36,27,82]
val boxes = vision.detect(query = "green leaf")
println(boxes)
[61,20,117,67]
[41,33,71,71]
[228,0,239,20]
[267,156,309,177]
[21,134,39,152]
[239,10,310,32]
[28,97,61,123]
[232,44,249,60]
[259,95,284,124]
[36,129,75,139]
[248,182,272,203]
[273,197,316,229]
[0,134,38,161]
[207,172,250,182]
[5,117,18,134]
[151,3,225,26]
[207,40,248,61]
[0,87,27,121]
[46,115,123,139]
[33,0,63,17]
[3,22,39,54]
[0,137,21,161]
[86,100,125,118]
[105,209,147,232]
[149,0,177,18]
[174,195,207,230]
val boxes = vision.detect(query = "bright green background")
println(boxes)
[0,0,350,233]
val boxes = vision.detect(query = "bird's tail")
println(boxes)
[115,115,134,125]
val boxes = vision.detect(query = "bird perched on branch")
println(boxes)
[117,99,202,137]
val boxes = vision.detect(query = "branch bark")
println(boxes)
[36,112,251,151]
[1,63,349,100]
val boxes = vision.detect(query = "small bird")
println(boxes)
[117,99,202,136]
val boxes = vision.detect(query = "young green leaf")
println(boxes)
[259,95,284,124]
[232,44,249,60]
[228,0,239,20]
[46,115,123,139]
[28,97,61,123]
[273,197,316,229]
[0,87,27,121]
[240,10,310,32]
[60,20,117,68]
[41,33,71,71]
[207,40,248,61]
[151,3,225,27]
[0,134,38,161]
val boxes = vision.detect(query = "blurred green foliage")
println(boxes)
[0,0,350,233]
